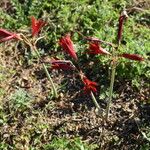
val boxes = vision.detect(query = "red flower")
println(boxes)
[120,53,144,61]
[50,59,75,70]
[31,16,46,37]
[87,42,110,55]
[59,34,78,61]
[117,10,128,43]
[82,76,98,94]
[0,29,21,43]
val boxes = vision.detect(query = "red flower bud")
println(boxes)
[120,53,144,61]
[87,42,110,55]
[82,76,98,94]
[59,34,78,61]
[31,16,46,37]
[50,59,75,70]
[117,10,128,43]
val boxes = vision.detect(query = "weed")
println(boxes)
[9,88,32,111]
[0,142,13,150]
[43,137,98,150]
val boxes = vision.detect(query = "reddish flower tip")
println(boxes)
[87,42,110,55]
[0,29,21,43]
[31,16,46,37]
[59,34,78,61]
[117,10,128,43]
[82,76,98,94]
[120,53,144,61]
[50,59,75,70]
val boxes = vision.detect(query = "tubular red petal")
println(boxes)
[82,76,98,94]
[99,46,110,55]
[0,29,12,37]
[0,35,14,42]
[50,59,75,70]
[51,63,74,70]
[118,16,124,43]
[0,29,21,43]
[31,16,46,37]
[88,42,100,54]
[31,16,36,36]
[59,34,78,61]
[117,10,128,43]
[121,53,144,61]
[88,42,110,55]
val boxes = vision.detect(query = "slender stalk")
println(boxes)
[90,91,103,116]
[105,62,116,120]
[105,10,127,121]
[105,42,119,121]
[90,91,100,109]
[42,63,58,98]
[33,45,58,98]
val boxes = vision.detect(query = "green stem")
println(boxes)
[42,63,58,98]
[33,45,58,98]
[90,91,102,115]
[105,61,116,121]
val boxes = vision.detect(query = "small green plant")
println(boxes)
[43,137,98,150]
[0,142,13,150]
[0,105,7,126]
[140,143,150,150]
[9,88,32,111]
[138,126,150,150]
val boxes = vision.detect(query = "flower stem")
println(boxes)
[42,63,58,98]
[105,62,116,120]
[33,45,58,98]
[90,91,103,115]
[105,10,127,121]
